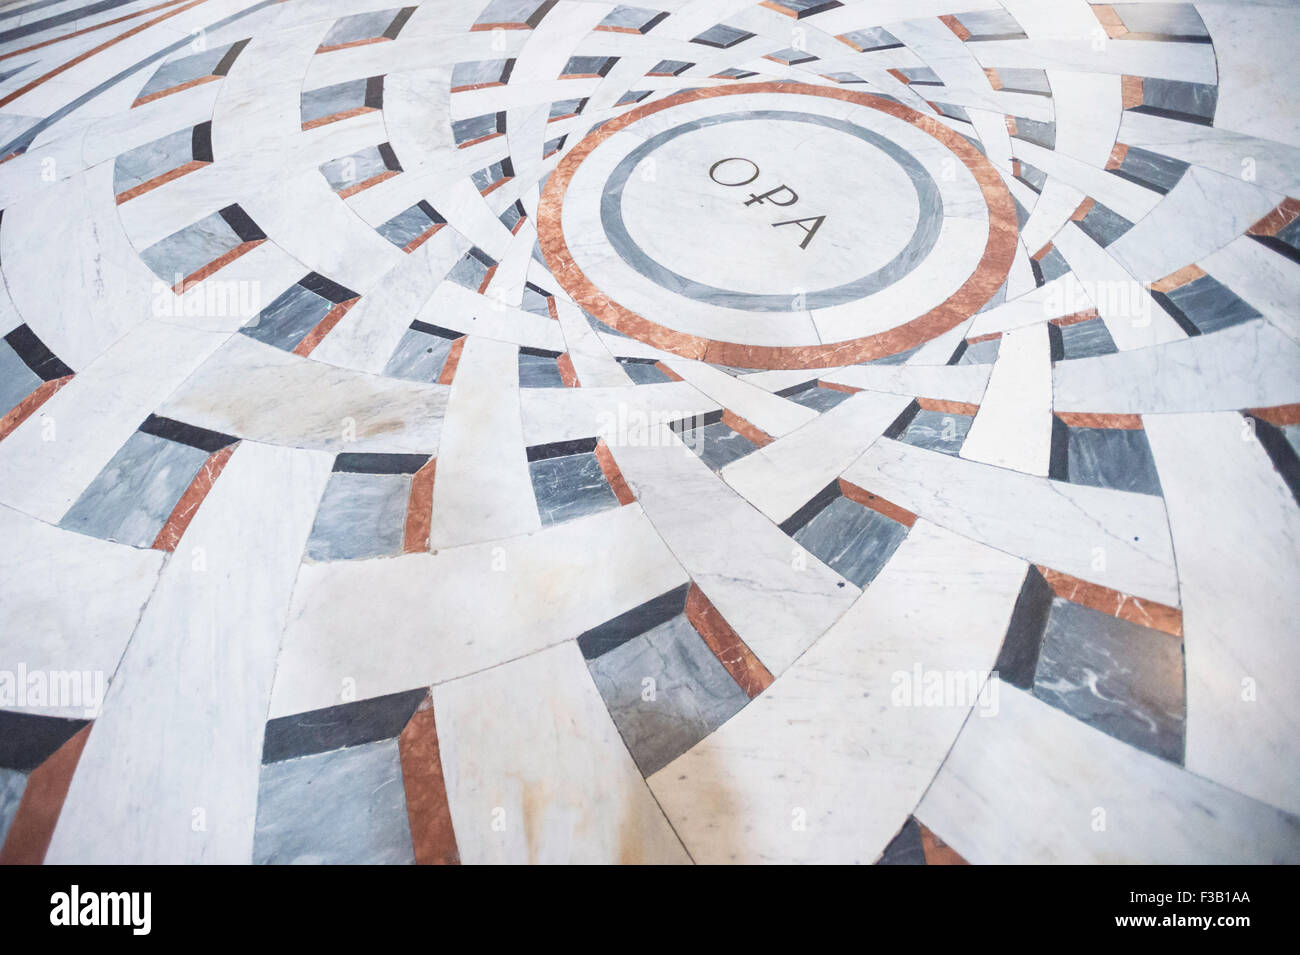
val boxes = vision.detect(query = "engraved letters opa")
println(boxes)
[708,157,826,250]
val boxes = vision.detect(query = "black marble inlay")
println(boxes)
[577,583,690,659]
[260,688,427,763]
[0,710,89,772]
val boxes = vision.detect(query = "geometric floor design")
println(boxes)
[0,0,1298,864]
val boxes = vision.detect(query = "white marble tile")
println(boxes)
[960,323,1052,475]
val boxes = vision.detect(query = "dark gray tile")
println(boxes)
[1066,426,1163,496]
[262,689,426,763]
[957,338,1000,364]
[587,615,749,776]
[0,767,25,850]
[305,471,410,561]
[792,496,908,588]
[785,385,851,412]
[528,452,618,526]
[681,420,757,471]
[60,431,209,547]
[384,327,454,382]
[1058,317,1118,360]
[1033,599,1185,763]
[0,342,41,417]
[253,739,414,864]
[899,409,973,456]
[1077,202,1134,246]
[1159,274,1261,336]
[877,816,926,864]
[518,352,565,388]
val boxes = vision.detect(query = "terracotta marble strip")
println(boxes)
[398,695,461,865]
[450,81,506,93]
[722,410,774,447]
[917,397,980,416]
[1121,75,1144,109]
[292,298,360,357]
[1004,116,1019,137]
[652,360,682,382]
[537,82,1019,370]
[819,380,862,395]
[0,724,91,865]
[938,14,972,41]
[1247,403,1300,427]
[403,222,444,254]
[1091,4,1128,38]
[919,822,970,865]
[1246,197,1300,237]
[337,169,399,200]
[403,458,436,553]
[1105,142,1130,170]
[151,442,237,551]
[886,68,909,84]
[301,105,379,131]
[436,337,466,385]
[984,68,1003,90]
[172,238,264,294]
[684,583,773,698]
[1031,241,1055,261]
[966,330,1002,345]
[545,296,558,320]
[838,478,917,527]
[470,22,531,31]
[132,73,221,107]
[1049,309,1099,327]
[1053,411,1143,429]
[557,352,581,387]
[115,158,208,204]
[1150,264,1207,293]
[479,176,510,196]
[0,374,71,443]
[593,439,635,505]
[0,0,211,109]
[1071,198,1095,221]
[1037,565,1182,637]
[475,266,498,295]
[457,131,505,150]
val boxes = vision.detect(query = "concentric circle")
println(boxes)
[539,81,1019,369]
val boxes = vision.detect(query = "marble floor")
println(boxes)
[0,0,1297,866]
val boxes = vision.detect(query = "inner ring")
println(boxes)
[600,110,945,312]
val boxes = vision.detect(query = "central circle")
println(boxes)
[537,83,1018,369]
[610,112,938,304]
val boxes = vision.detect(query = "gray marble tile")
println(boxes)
[241,282,332,351]
[518,352,565,388]
[792,495,908,588]
[383,327,454,381]
[1140,78,1217,124]
[899,409,973,456]
[958,338,1000,365]
[870,344,921,365]
[1014,117,1056,150]
[838,26,901,51]
[955,8,1026,38]
[1282,423,1300,460]
[476,0,544,25]
[691,23,753,48]
[452,59,511,88]
[1065,426,1163,496]
[0,767,26,850]
[997,68,1050,94]
[320,9,398,46]
[877,816,926,864]
[548,97,586,119]
[0,342,41,417]
[1115,145,1189,194]
[1160,275,1261,336]
[520,284,553,318]
[305,471,410,561]
[648,59,692,75]
[529,452,618,525]
[1077,201,1134,247]
[785,385,851,412]
[682,420,758,471]
[1058,317,1118,360]
[587,614,749,776]
[617,359,670,384]
[320,146,389,192]
[452,112,503,145]
[139,210,242,284]
[377,203,440,248]
[300,78,368,125]
[1035,245,1070,284]
[253,738,414,864]
[60,431,209,547]
[447,248,495,289]
[113,127,193,194]
[136,45,228,98]
[1033,599,1185,763]
[599,5,662,31]
[1117,3,1208,38]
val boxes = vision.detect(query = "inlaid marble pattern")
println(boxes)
[0,0,1297,866]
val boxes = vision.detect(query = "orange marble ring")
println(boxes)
[537,81,1019,370]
